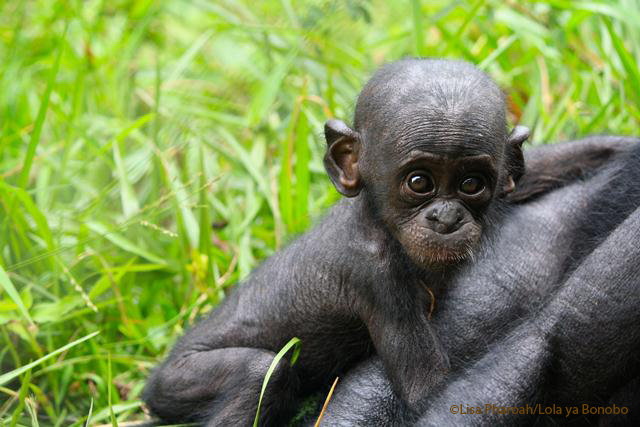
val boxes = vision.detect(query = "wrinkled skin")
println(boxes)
[319,137,640,427]
[325,59,527,269]
[142,58,633,426]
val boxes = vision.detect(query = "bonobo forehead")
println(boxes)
[354,58,507,158]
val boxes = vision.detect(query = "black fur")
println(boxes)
[320,138,640,426]
[142,59,635,426]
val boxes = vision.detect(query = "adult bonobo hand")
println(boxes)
[319,137,640,427]
[142,57,630,426]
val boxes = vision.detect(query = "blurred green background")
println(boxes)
[1,0,639,424]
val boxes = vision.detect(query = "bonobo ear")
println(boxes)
[501,125,530,196]
[323,119,362,197]
[509,125,530,146]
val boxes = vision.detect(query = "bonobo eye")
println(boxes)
[459,176,485,195]
[406,172,434,194]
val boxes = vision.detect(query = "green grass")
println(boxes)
[1,0,639,424]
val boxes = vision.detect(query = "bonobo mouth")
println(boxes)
[400,222,482,268]
[426,221,476,239]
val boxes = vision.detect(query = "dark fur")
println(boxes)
[320,138,640,426]
[142,59,634,426]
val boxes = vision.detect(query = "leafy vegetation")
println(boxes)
[1,0,639,424]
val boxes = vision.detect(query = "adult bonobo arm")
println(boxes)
[451,138,640,425]
[508,136,636,203]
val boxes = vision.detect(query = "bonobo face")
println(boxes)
[379,147,498,267]
[355,111,504,267]
[323,58,528,269]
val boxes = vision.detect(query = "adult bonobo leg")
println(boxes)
[144,58,532,425]
[318,138,640,426]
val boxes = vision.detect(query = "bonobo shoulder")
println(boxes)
[295,198,389,264]
[242,198,384,288]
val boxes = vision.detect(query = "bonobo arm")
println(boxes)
[144,344,298,426]
[365,278,450,410]
[143,206,370,426]
[508,136,637,203]
[143,273,303,426]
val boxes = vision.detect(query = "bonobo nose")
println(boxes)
[425,201,464,234]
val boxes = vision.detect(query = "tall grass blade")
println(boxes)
[18,24,67,189]
[294,109,310,232]
[253,337,301,427]
[10,367,31,427]
[411,0,424,56]
[248,50,297,127]
[603,18,640,102]
[0,331,100,386]
[0,264,33,324]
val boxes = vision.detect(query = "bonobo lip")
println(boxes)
[418,221,482,265]
[426,221,476,240]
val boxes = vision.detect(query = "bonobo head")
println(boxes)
[324,58,529,268]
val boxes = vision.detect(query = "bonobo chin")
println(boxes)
[143,58,623,427]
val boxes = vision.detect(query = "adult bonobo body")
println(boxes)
[143,59,613,425]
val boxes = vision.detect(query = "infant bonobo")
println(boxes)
[143,59,530,425]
